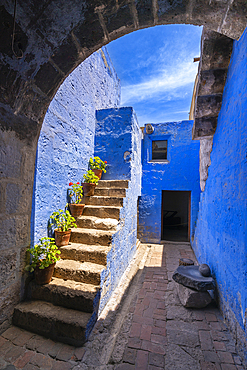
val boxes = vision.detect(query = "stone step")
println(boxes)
[60,243,111,265]
[54,259,105,285]
[28,277,100,313]
[76,215,118,231]
[12,301,94,346]
[94,187,126,197]
[83,205,121,220]
[97,180,129,189]
[70,228,114,246]
[86,196,124,207]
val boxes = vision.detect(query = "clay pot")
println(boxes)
[54,229,71,247]
[69,203,85,217]
[34,263,55,285]
[82,183,96,196]
[92,169,102,180]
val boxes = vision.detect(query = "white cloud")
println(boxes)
[121,60,198,105]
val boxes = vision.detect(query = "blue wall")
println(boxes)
[94,107,142,311]
[139,121,201,243]
[31,48,120,244]
[192,28,247,361]
[95,107,141,182]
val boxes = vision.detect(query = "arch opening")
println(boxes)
[0,1,246,356]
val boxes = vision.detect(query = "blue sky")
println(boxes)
[107,25,202,126]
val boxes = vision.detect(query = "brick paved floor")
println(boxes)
[112,243,244,370]
[0,243,245,370]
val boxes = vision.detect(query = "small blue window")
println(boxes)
[152,140,167,160]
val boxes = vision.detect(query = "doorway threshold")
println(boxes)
[160,240,191,245]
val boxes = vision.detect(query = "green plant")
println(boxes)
[50,207,78,232]
[68,182,83,204]
[89,156,107,173]
[83,170,99,185]
[25,237,61,272]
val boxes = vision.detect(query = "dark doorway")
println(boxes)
[161,191,190,242]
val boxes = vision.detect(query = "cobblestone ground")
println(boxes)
[0,243,245,370]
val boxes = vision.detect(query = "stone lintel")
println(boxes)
[192,116,217,140]
[193,28,233,140]
[200,28,233,71]
[157,0,187,25]
[198,69,228,96]
[195,94,223,119]
[219,0,247,40]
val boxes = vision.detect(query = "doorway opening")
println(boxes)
[161,191,191,242]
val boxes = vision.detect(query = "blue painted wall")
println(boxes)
[139,121,201,243]
[192,28,247,361]
[95,107,141,182]
[31,48,120,244]
[94,107,142,311]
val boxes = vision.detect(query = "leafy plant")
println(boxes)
[25,237,61,273]
[83,170,99,185]
[89,156,107,173]
[68,182,83,204]
[50,207,78,232]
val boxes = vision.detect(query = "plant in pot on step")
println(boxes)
[82,169,99,196]
[68,181,85,217]
[89,156,107,180]
[25,237,61,285]
[50,207,77,247]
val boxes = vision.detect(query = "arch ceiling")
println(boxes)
[0,0,246,334]
[0,0,246,143]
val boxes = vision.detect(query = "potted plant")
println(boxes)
[82,170,99,196]
[89,156,107,180]
[50,207,77,247]
[25,237,61,285]
[68,182,85,217]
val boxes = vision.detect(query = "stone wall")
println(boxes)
[0,130,37,334]
[139,121,201,243]
[192,28,247,365]
[32,47,120,245]
[0,47,120,333]
[95,107,142,311]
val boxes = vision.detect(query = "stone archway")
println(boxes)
[0,0,246,130]
[0,0,246,331]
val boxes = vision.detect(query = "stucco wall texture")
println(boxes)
[192,28,247,361]
[95,107,142,311]
[95,107,142,183]
[139,121,201,243]
[32,48,120,244]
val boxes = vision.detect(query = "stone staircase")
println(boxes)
[13,180,129,346]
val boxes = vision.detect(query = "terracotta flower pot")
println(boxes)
[54,229,71,247]
[92,169,103,180]
[34,263,55,285]
[69,203,85,217]
[82,183,96,196]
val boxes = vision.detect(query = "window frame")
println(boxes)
[147,135,171,163]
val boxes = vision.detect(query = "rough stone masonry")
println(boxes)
[0,0,247,364]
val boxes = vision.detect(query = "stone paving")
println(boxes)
[0,243,245,370]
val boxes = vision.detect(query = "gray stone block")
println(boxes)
[177,283,212,308]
